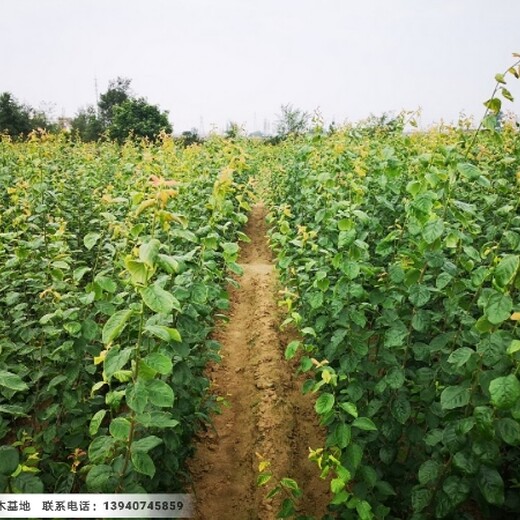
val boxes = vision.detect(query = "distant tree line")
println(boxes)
[0,80,342,144]
[71,77,172,142]
[0,92,57,136]
[0,77,172,143]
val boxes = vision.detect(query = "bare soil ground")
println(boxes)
[187,203,329,519]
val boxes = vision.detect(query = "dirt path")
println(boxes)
[188,203,329,519]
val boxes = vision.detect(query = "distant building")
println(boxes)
[57,117,73,132]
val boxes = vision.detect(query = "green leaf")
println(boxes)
[102,309,133,345]
[257,473,272,486]
[95,275,117,293]
[478,466,504,505]
[84,232,101,250]
[315,393,335,415]
[384,321,407,347]
[496,418,520,446]
[0,446,19,475]
[227,261,244,275]
[352,417,378,431]
[489,374,520,409]
[341,261,360,280]
[442,476,470,506]
[144,353,173,375]
[418,460,441,485]
[338,218,352,231]
[88,435,115,464]
[104,347,133,379]
[507,340,520,355]
[11,473,44,493]
[501,86,514,102]
[453,451,479,476]
[385,367,405,389]
[423,219,444,244]
[457,162,482,179]
[494,255,519,288]
[73,266,91,282]
[338,229,356,249]
[157,254,181,274]
[412,487,433,513]
[482,290,513,324]
[0,370,28,392]
[82,319,99,341]
[301,326,316,337]
[406,180,422,195]
[509,65,520,78]
[316,277,330,291]
[89,409,107,436]
[495,72,506,84]
[131,435,163,452]
[64,321,82,335]
[334,423,352,448]
[474,406,493,433]
[125,258,149,286]
[146,379,174,407]
[278,498,295,518]
[202,236,218,249]
[484,97,502,114]
[308,291,324,310]
[140,284,180,314]
[447,347,474,368]
[482,114,498,131]
[391,396,411,424]
[222,242,239,255]
[345,443,363,473]
[440,385,471,410]
[331,477,345,494]
[136,412,179,429]
[412,310,430,332]
[340,401,358,418]
[280,477,300,492]
[475,316,494,333]
[285,340,300,360]
[144,325,182,343]
[191,282,208,304]
[355,500,373,520]
[408,284,430,307]
[126,381,149,414]
[86,464,114,492]
[109,417,131,441]
[139,239,161,267]
[131,450,156,478]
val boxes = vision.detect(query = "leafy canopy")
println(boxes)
[108,97,172,142]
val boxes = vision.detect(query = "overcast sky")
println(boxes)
[1,0,519,133]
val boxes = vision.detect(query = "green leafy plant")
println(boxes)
[266,58,520,518]
[0,133,255,493]
[256,454,306,519]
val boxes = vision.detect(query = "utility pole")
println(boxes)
[94,77,100,115]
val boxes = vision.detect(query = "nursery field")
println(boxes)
[0,134,255,495]
[266,120,520,519]
[0,117,519,520]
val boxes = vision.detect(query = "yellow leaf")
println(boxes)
[322,370,332,384]
[510,312,520,321]
[258,460,271,472]
[20,465,40,473]
[135,198,156,216]
[94,350,107,365]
